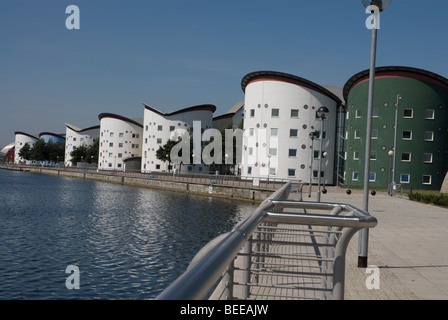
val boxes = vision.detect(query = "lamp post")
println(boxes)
[316,106,329,202]
[267,153,271,184]
[359,0,392,268]
[388,150,394,195]
[308,131,316,198]
[391,94,401,196]
[322,151,328,192]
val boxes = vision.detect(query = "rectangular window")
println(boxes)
[315,131,326,139]
[373,108,379,117]
[355,109,361,118]
[425,109,435,120]
[313,170,324,178]
[369,172,376,182]
[269,168,276,175]
[371,129,378,139]
[422,175,432,185]
[271,109,279,117]
[400,173,410,184]
[249,128,254,136]
[247,167,252,174]
[403,109,413,118]
[352,171,359,181]
[248,147,253,155]
[270,128,278,136]
[110,132,114,137]
[119,133,124,137]
[250,109,255,117]
[289,129,298,137]
[290,109,299,118]
[169,126,175,132]
[109,142,113,147]
[423,153,433,163]
[401,152,411,162]
[370,151,377,160]
[353,151,360,160]
[354,130,361,139]
[269,148,277,156]
[288,149,297,157]
[424,131,434,141]
[157,125,163,131]
[156,138,162,144]
[402,130,412,140]
[118,153,122,158]
[288,169,296,177]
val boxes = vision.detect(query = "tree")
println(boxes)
[70,145,89,165]
[18,143,32,161]
[85,139,99,163]
[30,139,48,161]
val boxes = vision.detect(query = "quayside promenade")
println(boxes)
[298,187,448,299]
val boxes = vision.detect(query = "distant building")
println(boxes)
[343,66,448,190]
[98,113,143,171]
[64,123,100,166]
[39,132,65,144]
[141,103,216,173]
[240,71,342,182]
[212,102,244,131]
[14,132,39,164]
[1,142,15,163]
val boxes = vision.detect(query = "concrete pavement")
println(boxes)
[308,186,448,300]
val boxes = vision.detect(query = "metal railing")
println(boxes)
[156,181,377,300]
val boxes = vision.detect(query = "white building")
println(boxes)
[14,131,39,164]
[64,123,100,166]
[98,113,143,171]
[240,71,342,183]
[212,102,244,131]
[141,103,216,173]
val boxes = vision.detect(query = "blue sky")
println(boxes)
[1,0,447,149]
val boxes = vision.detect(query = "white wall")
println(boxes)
[14,133,38,164]
[241,79,338,183]
[98,116,143,171]
[64,124,100,166]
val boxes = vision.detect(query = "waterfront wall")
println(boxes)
[1,166,275,202]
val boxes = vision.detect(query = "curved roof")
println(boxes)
[65,123,100,133]
[14,131,39,140]
[143,103,216,117]
[39,132,66,140]
[343,66,448,103]
[241,71,342,105]
[98,113,143,128]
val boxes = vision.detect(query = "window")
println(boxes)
[352,172,359,181]
[422,175,432,185]
[269,148,277,156]
[118,143,123,148]
[354,130,361,139]
[249,128,254,136]
[425,109,435,119]
[169,126,175,132]
[403,109,413,118]
[424,131,434,141]
[248,147,253,155]
[119,133,124,137]
[355,109,361,118]
[291,109,299,118]
[400,173,410,184]
[110,132,114,137]
[271,109,279,117]
[402,130,412,140]
[157,125,163,131]
[423,153,433,163]
[288,149,297,157]
[288,169,296,177]
[401,152,411,162]
[118,153,122,158]
[269,168,276,175]
[156,138,162,144]
[109,142,113,147]
[313,170,324,178]
[371,129,378,139]
[315,131,326,139]
[370,151,377,160]
[353,151,360,160]
[373,108,379,117]
[369,172,376,182]
[289,129,298,137]
[247,167,252,174]
[250,109,255,117]
[270,128,278,136]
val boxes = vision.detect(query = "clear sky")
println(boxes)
[1,0,447,150]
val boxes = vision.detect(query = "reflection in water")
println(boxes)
[0,170,256,299]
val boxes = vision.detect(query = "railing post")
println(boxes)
[242,239,252,299]
[222,259,235,300]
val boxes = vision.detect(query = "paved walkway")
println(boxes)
[299,186,448,300]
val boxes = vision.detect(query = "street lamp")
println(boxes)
[388,150,394,195]
[267,153,271,183]
[322,151,328,193]
[359,0,392,268]
[316,106,329,202]
[391,94,401,196]
[308,131,316,198]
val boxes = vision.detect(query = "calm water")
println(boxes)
[0,169,257,299]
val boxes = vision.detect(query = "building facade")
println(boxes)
[14,131,39,164]
[64,123,100,166]
[240,71,342,182]
[141,103,216,173]
[98,113,143,171]
[343,66,448,190]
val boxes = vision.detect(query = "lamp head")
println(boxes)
[317,106,329,120]
[361,0,392,12]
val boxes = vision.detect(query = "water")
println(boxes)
[0,169,257,299]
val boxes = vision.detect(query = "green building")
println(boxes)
[343,66,448,191]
